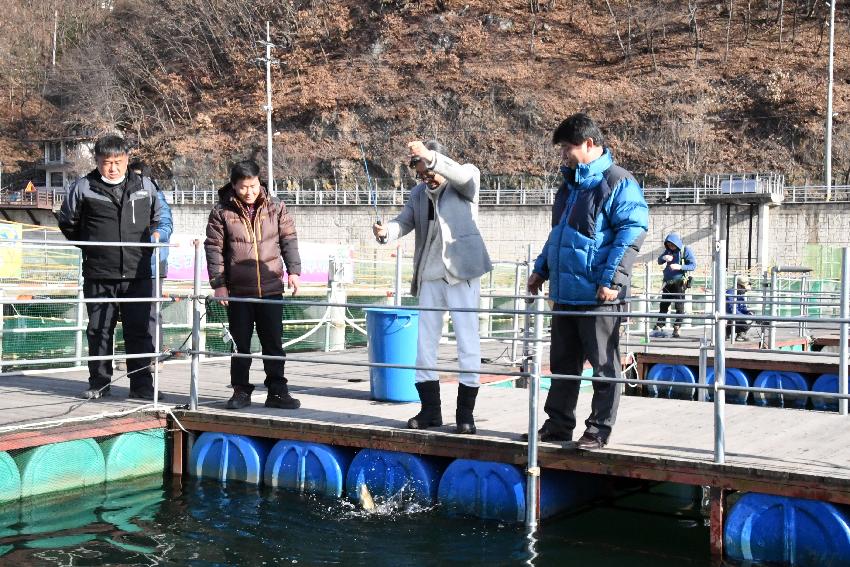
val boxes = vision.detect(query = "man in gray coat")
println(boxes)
[373,140,492,434]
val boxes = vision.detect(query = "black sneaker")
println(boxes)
[265,393,301,409]
[81,386,111,400]
[129,388,165,401]
[225,389,252,409]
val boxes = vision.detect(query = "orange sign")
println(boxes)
[23,181,35,192]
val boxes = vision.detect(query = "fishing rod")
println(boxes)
[358,141,386,243]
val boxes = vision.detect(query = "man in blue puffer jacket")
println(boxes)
[526,113,649,450]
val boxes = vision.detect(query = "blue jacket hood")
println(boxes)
[559,149,615,192]
[664,232,684,250]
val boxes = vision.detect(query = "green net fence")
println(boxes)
[0,222,534,370]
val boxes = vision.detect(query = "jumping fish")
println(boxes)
[358,483,376,513]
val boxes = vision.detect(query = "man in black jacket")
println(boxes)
[58,135,164,400]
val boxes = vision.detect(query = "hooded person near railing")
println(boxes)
[204,159,302,411]
[372,140,493,435]
[726,276,754,341]
[526,113,649,450]
[651,232,697,338]
[57,135,164,401]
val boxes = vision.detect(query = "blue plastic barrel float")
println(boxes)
[189,433,271,484]
[99,429,166,482]
[345,449,444,506]
[365,308,420,402]
[725,493,850,566]
[14,438,106,498]
[645,364,696,400]
[0,451,21,504]
[264,440,353,498]
[706,368,751,405]
[811,373,845,412]
[437,459,600,523]
[753,370,809,409]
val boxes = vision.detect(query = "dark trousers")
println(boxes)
[84,278,154,390]
[227,295,286,391]
[657,280,686,327]
[727,320,751,337]
[544,303,623,441]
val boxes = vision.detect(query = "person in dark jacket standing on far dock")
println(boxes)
[205,159,302,411]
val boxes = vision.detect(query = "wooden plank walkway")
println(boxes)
[1,340,849,506]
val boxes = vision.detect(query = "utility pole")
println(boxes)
[52,10,58,66]
[825,0,836,201]
[255,22,279,197]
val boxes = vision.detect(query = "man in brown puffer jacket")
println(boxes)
[204,159,302,410]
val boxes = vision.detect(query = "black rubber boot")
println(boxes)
[407,381,442,429]
[456,384,479,434]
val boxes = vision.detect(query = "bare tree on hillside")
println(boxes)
[687,0,700,64]
[725,0,734,63]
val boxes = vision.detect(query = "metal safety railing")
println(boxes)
[13,182,850,210]
[2,237,850,530]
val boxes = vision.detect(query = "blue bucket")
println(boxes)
[725,493,850,565]
[645,364,696,400]
[365,308,419,402]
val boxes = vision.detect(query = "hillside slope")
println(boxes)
[1,0,848,186]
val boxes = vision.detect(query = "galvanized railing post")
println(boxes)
[713,241,727,464]
[74,260,85,367]
[643,263,651,351]
[525,295,545,529]
[769,268,778,350]
[799,275,808,338]
[730,274,738,345]
[190,239,202,411]
[511,262,522,362]
[394,245,403,307]
[698,338,709,402]
[153,234,161,409]
[840,248,849,415]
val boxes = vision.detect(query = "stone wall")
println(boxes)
[8,201,850,273]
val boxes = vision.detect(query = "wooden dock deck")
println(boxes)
[1,341,848,507]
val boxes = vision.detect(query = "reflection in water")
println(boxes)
[0,475,723,566]
[0,474,165,564]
